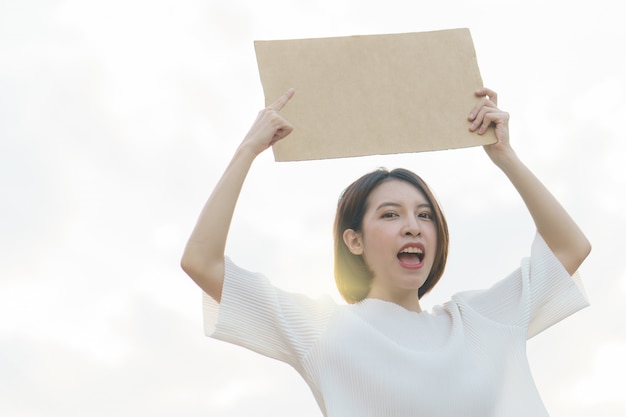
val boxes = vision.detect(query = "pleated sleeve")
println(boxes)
[203,257,337,368]
[457,233,590,338]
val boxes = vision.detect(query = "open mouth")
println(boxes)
[397,245,424,266]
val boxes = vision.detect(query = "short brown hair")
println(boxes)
[333,168,449,303]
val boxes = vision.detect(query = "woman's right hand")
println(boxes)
[239,88,295,156]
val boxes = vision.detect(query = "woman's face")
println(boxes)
[343,179,438,305]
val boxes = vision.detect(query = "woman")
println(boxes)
[181,88,591,416]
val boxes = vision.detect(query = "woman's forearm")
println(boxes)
[181,147,257,301]
[495,150,591,275]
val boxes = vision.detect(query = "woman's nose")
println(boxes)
[402,217,421,236]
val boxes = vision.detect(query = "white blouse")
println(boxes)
[203,234,589,416]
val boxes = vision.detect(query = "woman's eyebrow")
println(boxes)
[375,202,431,211]
[375,202,401,211]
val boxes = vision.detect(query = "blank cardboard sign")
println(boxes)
[254,28,496,162]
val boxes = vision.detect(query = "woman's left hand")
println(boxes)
[468,88,514,165]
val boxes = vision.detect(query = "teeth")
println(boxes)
[401,247,423,254]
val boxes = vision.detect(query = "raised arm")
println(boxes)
[468,88,591,275]
[181,89,295,302]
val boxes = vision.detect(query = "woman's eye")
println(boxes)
[418,212,433,220]
[382,212,398,218]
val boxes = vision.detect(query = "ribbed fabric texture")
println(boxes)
[203,233,589,417]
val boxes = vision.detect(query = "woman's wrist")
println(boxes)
[234,140,263,164]
[486,146,520,173]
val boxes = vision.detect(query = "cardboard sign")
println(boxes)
[255,28,496,161]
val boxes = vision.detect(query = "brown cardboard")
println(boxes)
[254,28,496,161]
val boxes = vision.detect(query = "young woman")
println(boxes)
[181,88,591,416]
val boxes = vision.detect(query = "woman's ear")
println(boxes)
[343,229,363,255]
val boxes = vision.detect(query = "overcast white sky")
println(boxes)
[1,0,625,416]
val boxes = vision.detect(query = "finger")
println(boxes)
[468,97,497,122]
[469,103,503,131]
[476,110,509,135]
[478,113,495,135]
[267,88,295,112]
[269,122,294,146]
[475,87,498,106]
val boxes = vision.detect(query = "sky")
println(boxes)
[1,0,625,416]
